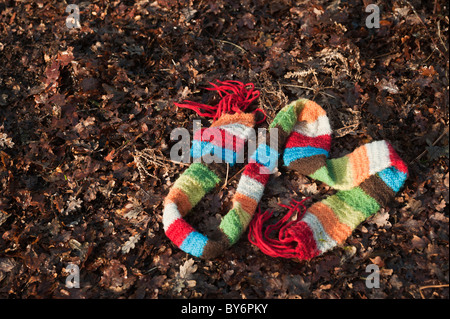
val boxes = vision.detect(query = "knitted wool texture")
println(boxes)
[163,112,277,259]
[248,98,408,260]
[163,81,276,259]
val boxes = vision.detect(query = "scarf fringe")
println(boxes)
[175,80,266,123]
[248,198,310,259]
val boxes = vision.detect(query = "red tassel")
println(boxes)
[248,198,317,259]
[174,80,266,123]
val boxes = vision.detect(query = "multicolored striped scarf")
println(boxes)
[163,81,273,259]
[248,98,408,260]
[163,83,408,261]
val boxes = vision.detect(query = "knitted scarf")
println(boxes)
[248,98,408,261]
[163,80,275,259]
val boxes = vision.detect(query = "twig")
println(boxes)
[281,84,337,99]
[419,284,449,299]
[222,166,246,189]
[134,147,191,182]
[411,127,449,163]
[221,163,230,190]
[154,155,190,167]
[372,51,397,59]
[214,39,256,57]
[404,0,446,58]
[437,20,448,52]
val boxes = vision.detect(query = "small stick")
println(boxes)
[437,20,448,52]
[222,166,246,189]
[214,39,257,57]
[281,84,337,99]
[404,0,446,57]
[221,164,230,190]
[419,284,449,299]
[154,155,190,167]
[411,127,449,163]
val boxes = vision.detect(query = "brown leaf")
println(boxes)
[57,48,74,66]
[369,209,391,228]
[405,198,424,214]
[105,149,116,162]
[100,260,136,293]
[420,66,437,77]
[369,256,385,268]
[80,77,99,91]
[44,60,60,88]
[0,258,17,272]
[411,235,427,250]
[375,78,399,94]
[179,258,197,280]
[237,13,256,29]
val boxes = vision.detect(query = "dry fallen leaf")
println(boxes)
[0,0,448,300]
[375,78,399,94]
[121,234,141,254]
[172,259,198,292]
[105,149,116,162]
[411,235,427,250]
[179,258,197,279]
[404,198,425,214]
[369,209,392,228]
[63,196,83,215]
[369,256,385,268]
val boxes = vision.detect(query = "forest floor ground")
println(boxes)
[0,0,448,299]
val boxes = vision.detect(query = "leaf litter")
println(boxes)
[0,0,448,299]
